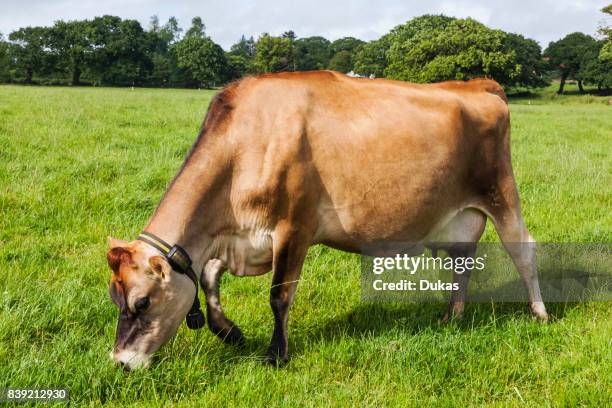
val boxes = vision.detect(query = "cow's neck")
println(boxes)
[143,143,230,273]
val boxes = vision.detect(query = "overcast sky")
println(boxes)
[0,0,609,49]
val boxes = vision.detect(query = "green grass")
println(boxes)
[0,83,610,407]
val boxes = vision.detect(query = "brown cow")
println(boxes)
[107,71,548,370]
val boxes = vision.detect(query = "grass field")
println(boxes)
[0,82,610,407]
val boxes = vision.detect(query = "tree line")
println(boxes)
[0,8,610,93]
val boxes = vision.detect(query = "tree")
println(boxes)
[47,20,93,85]
[282,30,296,41]
[229,35,256,59]
[579,40,611,90]
[185,17,206,39]
[149,15,161,33]
[330,37,364,54]
[227,35,256,77]
[352,15,546,88]
[328,37,364,72]
[174,36,228,87]
[295,36,331,70]
[254,33,295,73]
[385,15,519,84]
[0,33,11,82]
[8,26,49,83]
[149,52,172,86]
[162,17,183,44]
[225,54,250,81]
[146,16,182,86]
[502,33,548,88]
[581,4,612,90]
[328,50,352,73]
[599,5,612,62]
[0,13,561,90]
[281,31,297,70]
[352,36,390,77]
[544,32,597,93]
[88,16,151,86]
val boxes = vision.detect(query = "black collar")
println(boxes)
[137,231,205,330]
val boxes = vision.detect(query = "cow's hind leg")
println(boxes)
[442,244,477,322]
[483,182,549,322]
[429,209,487,322]
[201,259,245,345]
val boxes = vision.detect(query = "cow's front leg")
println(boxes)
[266,229,309,366]
[201,259,244,345]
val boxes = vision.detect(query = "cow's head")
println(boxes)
[106,237,195,370]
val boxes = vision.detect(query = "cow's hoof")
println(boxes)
[265,348,289,367]
[441,312,464,323]
[442,302,464,323]
[210,322,245,345]
[530,302,549,323]
[219,326,245,346]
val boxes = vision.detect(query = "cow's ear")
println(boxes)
[149,256,171,281]
[107,247,132,274]
[108,236,128,249]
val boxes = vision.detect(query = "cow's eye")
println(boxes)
[134,297,150,313]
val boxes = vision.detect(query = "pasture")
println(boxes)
[0,83,610,406]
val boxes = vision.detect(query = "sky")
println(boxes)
[0,0,609,49]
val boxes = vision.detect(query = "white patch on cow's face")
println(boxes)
[107,240,196,370]
[112,349,151,370]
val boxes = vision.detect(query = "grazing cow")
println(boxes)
[106,71,548,370]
